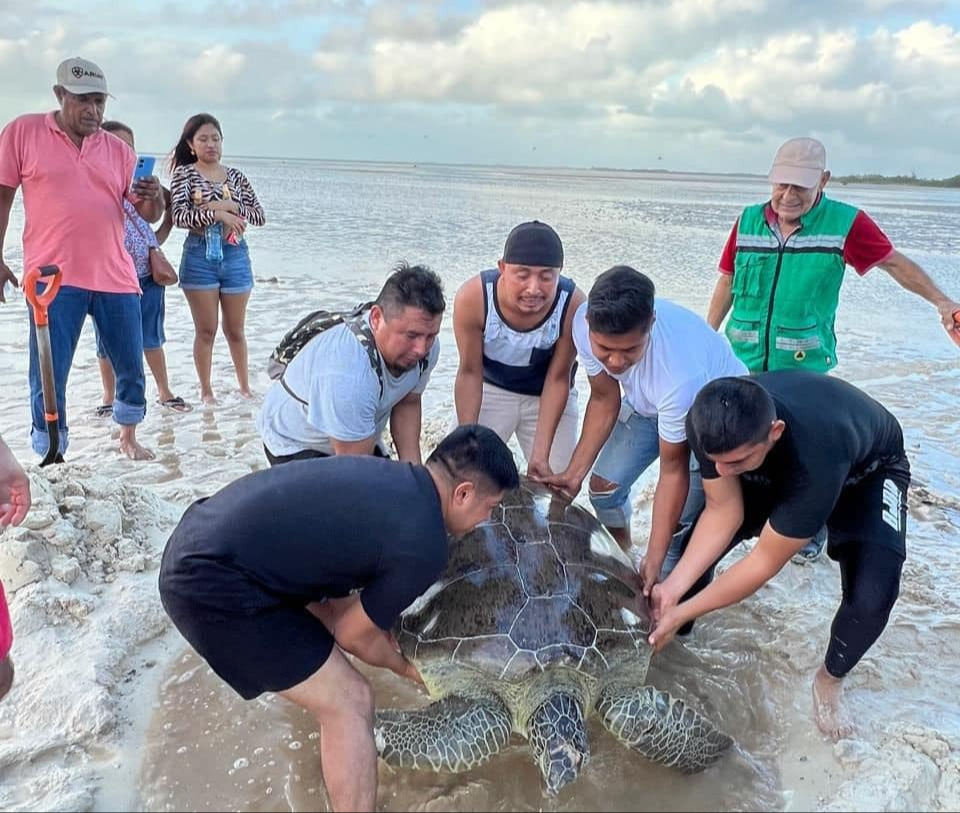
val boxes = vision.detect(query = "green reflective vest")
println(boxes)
[725,194,859,373]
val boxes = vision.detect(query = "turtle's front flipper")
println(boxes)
[374,695,512,772]
[596,684,732,773]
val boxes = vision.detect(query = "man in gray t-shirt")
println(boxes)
[257,263,445,465]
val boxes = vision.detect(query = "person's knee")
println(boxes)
[222,324,246,344]
[310,669,374,724]
[195,325,218,344]
[851,582,899,627]
[589,474,630,526]
[589,473,619,495]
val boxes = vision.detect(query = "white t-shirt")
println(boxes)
[573,299,747,444]
[258,315,440,456]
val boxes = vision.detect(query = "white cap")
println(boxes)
[768,137,826,188]
[56,57,112,97]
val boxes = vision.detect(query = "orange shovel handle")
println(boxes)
[23,265,62,327]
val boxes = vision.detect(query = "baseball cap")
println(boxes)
[768,137,826,188]
[56,57,111,97]
[502,221,564,269]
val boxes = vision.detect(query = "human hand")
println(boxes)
[201,199,241,214]
[937,300,960,347]
[132,175,162,202]
[648,603,688,653]
[539,469,584,500]
[639,553,664,599]
[217,211,246,241]
[0,440,31,527]
[402,658,426,688]
[649,581,681,626]
[526,457,554,482]
[0,261,18,304]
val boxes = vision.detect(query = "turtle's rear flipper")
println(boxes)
[374,695,512,772]
[596,684,732,773]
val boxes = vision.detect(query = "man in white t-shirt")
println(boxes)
[540,266,746,592]
[257,263,444,465]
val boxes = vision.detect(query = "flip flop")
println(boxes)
[94,404,113,418]
[158,396,193,413]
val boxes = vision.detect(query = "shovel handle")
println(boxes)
[23,265,62,327]
[23,266,62,465]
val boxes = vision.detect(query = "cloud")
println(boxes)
[0,0,958,173]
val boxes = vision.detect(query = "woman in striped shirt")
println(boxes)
[170,113,266,405]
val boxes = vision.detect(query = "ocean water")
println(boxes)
[0,160,958,811]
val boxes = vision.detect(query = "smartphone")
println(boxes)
[133,155,156,180]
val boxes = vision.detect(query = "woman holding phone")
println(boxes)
[169,113,266,405]
[95,120,192,415]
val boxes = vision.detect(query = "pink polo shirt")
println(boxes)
[0,112,140,294]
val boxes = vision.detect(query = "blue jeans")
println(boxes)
[590,408,705,578]
[179,233,253,294]
[95,274,166,354]
[93,277,167,352]
[28,285,146,457]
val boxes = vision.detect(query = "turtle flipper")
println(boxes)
[374,695,512,772]
[596,684,732,773]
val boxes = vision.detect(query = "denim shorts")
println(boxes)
[96,274,166,356]
[179,233,254,294]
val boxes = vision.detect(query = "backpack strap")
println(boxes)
[347,316,385,400]
[281,311,384,407]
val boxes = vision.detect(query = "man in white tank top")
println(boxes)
[453,221,585,474]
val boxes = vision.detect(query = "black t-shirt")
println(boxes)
[159,456,448,630]
[687,371,909,540]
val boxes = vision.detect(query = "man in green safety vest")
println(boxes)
[706,136,959,560]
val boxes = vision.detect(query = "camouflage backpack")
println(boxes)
[267,302,427,405]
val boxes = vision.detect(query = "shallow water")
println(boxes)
[1,160,958,811]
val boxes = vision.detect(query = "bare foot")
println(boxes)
[238,387,255,399]
[119,427,156,461]
[201,391,218,406]
[812,664,855,741]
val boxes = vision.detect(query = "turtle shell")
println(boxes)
[398,479,652,683]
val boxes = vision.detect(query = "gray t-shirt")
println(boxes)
[257,314,440,456]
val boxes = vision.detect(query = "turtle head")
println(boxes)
[527,692,590,796]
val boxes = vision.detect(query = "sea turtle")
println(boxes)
[374,478,733,795]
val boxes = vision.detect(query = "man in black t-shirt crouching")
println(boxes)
[159,424,519,813]
[647,372,910,743]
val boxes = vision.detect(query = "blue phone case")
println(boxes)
[133,156,156,180]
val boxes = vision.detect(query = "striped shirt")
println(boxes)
[170,164,266,231]
[481,268,577,397]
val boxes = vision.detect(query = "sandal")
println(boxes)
[94,404,113,418]
[158,396,193,413]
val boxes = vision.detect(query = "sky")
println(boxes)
[2,0,959,176]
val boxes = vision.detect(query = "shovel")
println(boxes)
[23,265,63,467]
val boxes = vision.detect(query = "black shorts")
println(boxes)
[160,590,335,700]
[827,465,909,559]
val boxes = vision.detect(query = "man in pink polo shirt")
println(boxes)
[0,57,164,461]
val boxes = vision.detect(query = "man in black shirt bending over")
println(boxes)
[159,425,519,812]
[648,372,910,741]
